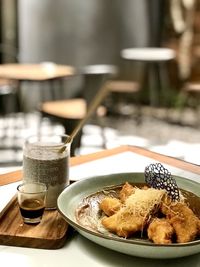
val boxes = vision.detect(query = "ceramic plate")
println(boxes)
[57,172,200,259]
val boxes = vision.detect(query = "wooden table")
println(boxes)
[0,63,75,81]
[0,145,199,267]
[1,145,199,186]
[0,63,76,109]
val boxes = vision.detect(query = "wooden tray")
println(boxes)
[0,196,68,249]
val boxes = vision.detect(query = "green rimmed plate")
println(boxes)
[57,172,200,259]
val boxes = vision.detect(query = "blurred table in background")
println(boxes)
[0,63,76,166]
[0,63,76,110]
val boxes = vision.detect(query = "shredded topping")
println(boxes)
[119,188,165,219]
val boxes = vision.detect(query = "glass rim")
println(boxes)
[24,134,72,148]
[17,182,48,194]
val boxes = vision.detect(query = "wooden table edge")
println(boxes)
[0,145,199,186]
[0,64,76,81]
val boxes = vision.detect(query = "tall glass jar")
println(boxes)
[23,134,71,209]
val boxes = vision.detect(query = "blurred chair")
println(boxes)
[41,98,86,156]
[104,80,141,123]
[182,82,200,99]
[0,44,21,165]
[0,79,19,115]
[40,64,118,155]
[0,44,19,115]
[181,82,200,126]
[121,47,176,108]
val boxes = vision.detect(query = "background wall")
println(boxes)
[17,0,162,111]
[18,0,149,66]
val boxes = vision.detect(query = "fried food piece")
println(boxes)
[119,182,135,203]
[147,218,174,244]
[102,209,145,238]
[161,202,199,243]
[102,188,165,238]
[99,197,121,216]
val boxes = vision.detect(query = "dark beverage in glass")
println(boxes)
[19,199,45,221]
[17,182,47,224]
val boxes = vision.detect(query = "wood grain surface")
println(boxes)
[0,196,68,249]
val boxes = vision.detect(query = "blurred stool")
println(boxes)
[81,64,118,105]
[183,82,200,97]
[0,79,19,115]
[182,82,200,126]
[40,98,86,155]
[80,64,118,149]
[105,80,141,123]
[0,44,22,165]
[121,47,176,107]
[0,78,20,142]
[40,64,118,155]
[0,44,19,115]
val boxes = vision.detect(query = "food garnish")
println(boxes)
[145,163,180,201]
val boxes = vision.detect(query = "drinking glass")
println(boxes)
[17,182,47,224]
[22,134,71,209]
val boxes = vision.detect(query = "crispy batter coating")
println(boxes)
[101,182,138,237]
[119,182,135,203]
[99,197,121,216]
[162,202,199,243]
[102,209,145,238]
[101,188,165,238]
[147,218,174,244]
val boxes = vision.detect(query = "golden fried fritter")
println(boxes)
[162,202,199,243]
[99,197,121,216]
[147,218,174,244]
[119,182,135,203]
[101,188,165,238]
[102,209,145,238]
